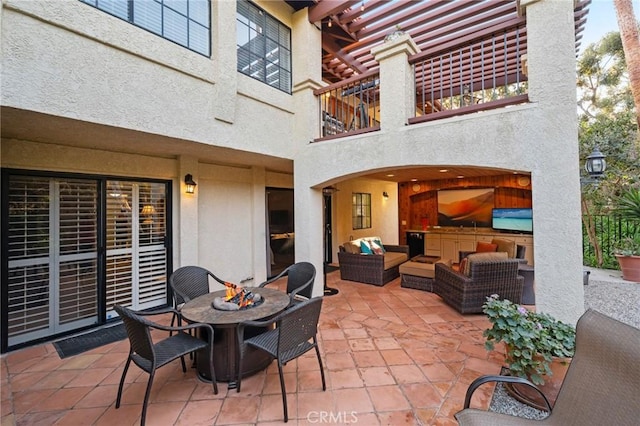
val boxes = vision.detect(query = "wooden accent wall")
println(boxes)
[398,174,532,244]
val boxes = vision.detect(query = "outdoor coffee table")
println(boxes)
[181,287,290,388]
[400,257,441,292]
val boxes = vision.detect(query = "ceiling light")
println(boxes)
[386,174,395,177]
[439,169,448,173]
[457,175,464,179]
[361,1,365,11]
[410,178,418,182]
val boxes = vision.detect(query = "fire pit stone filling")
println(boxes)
[212,282,264,311]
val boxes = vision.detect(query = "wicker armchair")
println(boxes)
[338,244,409,286]
[434,258,523,314]
[169,266,226,328]
[236,297,326,422]
[259,261,315,306]
[113,305,217,426]
[456,309,640,425]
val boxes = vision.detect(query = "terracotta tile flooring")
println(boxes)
[1,271,506,425]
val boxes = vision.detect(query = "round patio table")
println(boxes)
[180,287,290,388]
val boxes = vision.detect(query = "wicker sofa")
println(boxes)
[434,252,524,314]
[338,237,409,286]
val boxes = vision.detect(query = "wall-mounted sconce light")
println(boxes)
[382,191,389,199]
[184,174,197,194]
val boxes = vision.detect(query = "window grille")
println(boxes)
[80,0,211,56]
[352,193,371,230]
[237,0,291,94]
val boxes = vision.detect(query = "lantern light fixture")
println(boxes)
[584,146,606,179]
[184,174,197,194]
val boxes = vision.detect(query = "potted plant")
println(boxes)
[482,294,576,409]
[612,187,640,282]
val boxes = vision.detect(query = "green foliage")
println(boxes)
[578,30,639,266]
[482,295,575,386]
[613,187,640,220]
[612,187,640,256]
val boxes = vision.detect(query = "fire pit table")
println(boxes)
[181,287,290,388]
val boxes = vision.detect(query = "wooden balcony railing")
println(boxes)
[313,70,380,141]
[409,19,529,124]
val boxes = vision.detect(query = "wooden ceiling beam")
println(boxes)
[308,0,360,22]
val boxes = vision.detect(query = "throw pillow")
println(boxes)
[372,238,386,253]
[491,238,516,258]
[459,258,469,276]
[343,241,360,254]
[360,240,373,255]
[369,239,384,255]
[476,242,498,253]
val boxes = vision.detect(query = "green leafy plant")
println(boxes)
[482,295,575,385]
[614,236,640,256]
[612,187,640,256]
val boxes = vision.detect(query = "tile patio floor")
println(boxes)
[1,271,507,425]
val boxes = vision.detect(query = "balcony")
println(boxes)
[409,20,529,124]
[314,21,529,142]
[314,71,381,141]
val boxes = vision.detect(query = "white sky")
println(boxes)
[580,0,640,53]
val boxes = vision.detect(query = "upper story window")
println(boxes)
[80,0,211,56]
[236,1,291,94]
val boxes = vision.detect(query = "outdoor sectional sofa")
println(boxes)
[434,252,524,314]
[338,237,410,286]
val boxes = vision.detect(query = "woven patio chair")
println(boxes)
[113,305,217,426]
[455,309,640,425]
[258,261,316,306]
[236,297,326,422]
[169,265,227,328]
[434,257,523,314]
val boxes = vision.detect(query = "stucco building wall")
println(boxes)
[1,0,585,328]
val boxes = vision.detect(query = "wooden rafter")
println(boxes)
[286,0,590,84]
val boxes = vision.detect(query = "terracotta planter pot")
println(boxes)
[505,357,571,410]
[615,255,640,282]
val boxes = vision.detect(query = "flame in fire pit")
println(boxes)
[224,282,256,309]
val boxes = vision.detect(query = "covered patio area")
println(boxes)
[1,270,506,425]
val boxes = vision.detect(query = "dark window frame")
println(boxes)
[352,192,371,230]
[236,0,292,94]
[79,0,211,57]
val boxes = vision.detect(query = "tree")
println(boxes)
[578,30,639,267]
[614,0,640,127]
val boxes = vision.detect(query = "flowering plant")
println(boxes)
[482,294,575,385]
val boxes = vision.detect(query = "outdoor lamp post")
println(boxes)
[585,146,606,179]
[582,146,607,186]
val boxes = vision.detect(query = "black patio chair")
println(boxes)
[113,305,217,426]
[169,265,227,328]
[236,297,326,422]
[259,261,316,306]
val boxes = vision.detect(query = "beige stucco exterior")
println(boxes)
[1,0,584,328]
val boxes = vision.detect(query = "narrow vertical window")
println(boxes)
[352,193,371,230]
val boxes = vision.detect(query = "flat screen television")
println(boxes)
[492,208,533,234]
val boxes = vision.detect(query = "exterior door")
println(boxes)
[105,181,167,319]
[6,176,99,347]
[3,174,169,351]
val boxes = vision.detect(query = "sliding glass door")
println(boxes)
[3,173,169,350]
[6,176,99,346]
[105,180,168,319]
